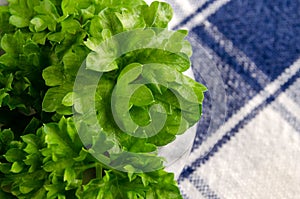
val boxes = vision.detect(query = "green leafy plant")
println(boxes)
[0,0,206,198]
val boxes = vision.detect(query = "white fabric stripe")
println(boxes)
[277,93,300,122]
[194,106,300,198]
[174,0,232,30]
[168,0,209,34]
[173,0,194,13]
[187,0,210,11]
[180,179,206,199]
[187,57,300,166]
[203,20,271,86]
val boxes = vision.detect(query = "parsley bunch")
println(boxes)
[0,0,206,198]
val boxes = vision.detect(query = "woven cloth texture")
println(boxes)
[145,0,300,198]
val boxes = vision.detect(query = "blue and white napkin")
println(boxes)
[145,0,300,198]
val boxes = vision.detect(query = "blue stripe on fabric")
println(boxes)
[192,25,264,94]
[191,25,261,119]
[186,35,228,151]
[178,174,220,199]
[208,0,300,80]
[189,175,220,199]
[272,102,300,133]
[192,92,212,151]
[188,41,227,151]
[284,79,300,106]
[172,0,215,30]
[180,69,300,179]
[188,32,262,151]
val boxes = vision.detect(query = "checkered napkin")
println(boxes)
[145,0,300,198]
